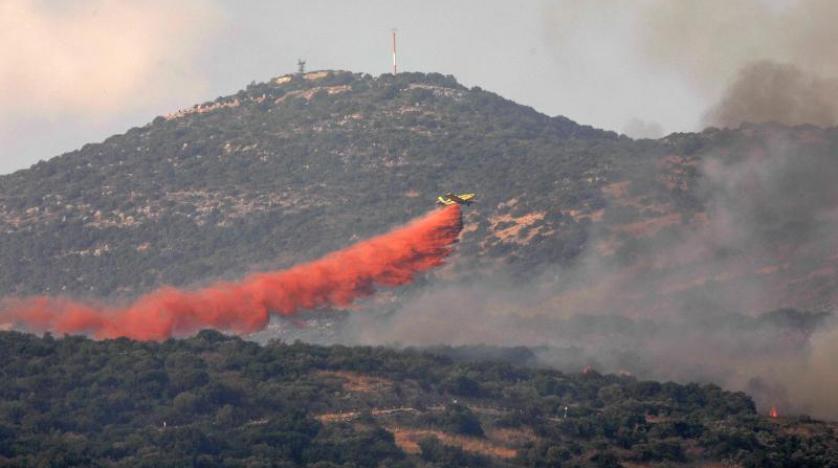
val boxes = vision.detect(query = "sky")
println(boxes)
[1,0,831,174]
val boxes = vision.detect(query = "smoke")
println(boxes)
[349,282,835,416]
[705,61,838,128]
[640,0,838,86]
[349,274,838,419]
[0,0,220,118]
[637,0,838,128]
[0,206,463,340]
[0,0,223,173]
[343,135,838,420]
[543,0,838,129]
[622,118,665,139]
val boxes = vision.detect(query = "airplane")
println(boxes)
[436,193,476,206]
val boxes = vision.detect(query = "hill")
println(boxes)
[2,70,837,314]
[0,70,617,297]
[3,70,838,420]
[1,330,836,466]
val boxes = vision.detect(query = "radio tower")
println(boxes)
[391,29,398,74]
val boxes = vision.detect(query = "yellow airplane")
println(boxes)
[436,193,476,206]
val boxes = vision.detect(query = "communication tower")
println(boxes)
[391,29,398,74]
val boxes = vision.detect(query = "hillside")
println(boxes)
[0,70,619,298]
[2,70,838,316]
[3,70,838,421]
[2,331,836,466]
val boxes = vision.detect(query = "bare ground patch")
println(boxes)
[315,370,393,394]
[386,427,518,459]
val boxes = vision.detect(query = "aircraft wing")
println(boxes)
[436,193,475,206]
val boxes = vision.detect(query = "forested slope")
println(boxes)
[2,331,835,466]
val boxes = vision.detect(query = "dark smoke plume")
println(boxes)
[705,61,838,128]
[637,0,838,128]
[542,1,838,129]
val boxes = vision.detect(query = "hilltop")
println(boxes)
[0,70,618,297]
[1,70,837,319]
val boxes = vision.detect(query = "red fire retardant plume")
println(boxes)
[0,206,463,341]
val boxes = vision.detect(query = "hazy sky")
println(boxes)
[0,0,825,175]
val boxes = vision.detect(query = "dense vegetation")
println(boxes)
[1,70,836,318]
[1,331,835,466]
[0,70,623,297]
[3,69,838,466]
[0,69,836,316]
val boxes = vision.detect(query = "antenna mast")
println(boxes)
[392,29,398,74]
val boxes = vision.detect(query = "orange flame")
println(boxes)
[769,405,779,418]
